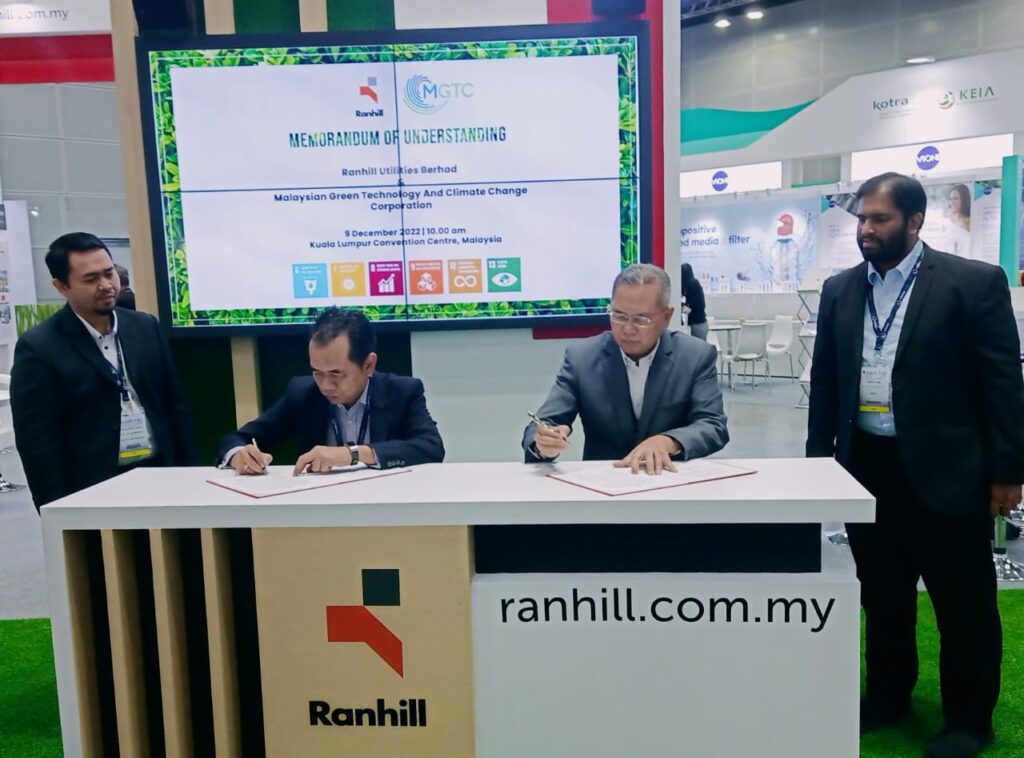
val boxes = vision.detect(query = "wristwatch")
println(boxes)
[348,445,360,465]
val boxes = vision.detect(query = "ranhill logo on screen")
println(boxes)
[313,569,428,729]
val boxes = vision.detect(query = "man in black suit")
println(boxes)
[11,232,198,509]
[807,173,1024,758]
[217,307,444,474]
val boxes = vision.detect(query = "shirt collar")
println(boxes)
[621,338,660,369]
[73,309,118,341]
[867,239,924,286]
[337,379,370,411]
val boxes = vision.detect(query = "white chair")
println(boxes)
[765,315,797,382]
[722,322,769,389]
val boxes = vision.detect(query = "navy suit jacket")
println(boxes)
[216,371,444,469]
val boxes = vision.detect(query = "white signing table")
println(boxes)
[42,459,874,758]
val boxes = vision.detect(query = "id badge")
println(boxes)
[119,401,154,465]
[859,365,891,413]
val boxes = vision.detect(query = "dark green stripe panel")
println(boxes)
[233,0,301,33]
[327,0,395,31]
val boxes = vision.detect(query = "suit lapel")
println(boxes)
[637,335,674,439]
[56,305,119,387]
[114,311,146,395]
[894,247,934,368]
[367,374,392,444]
[837,263,868,364]
[601,335,636,437]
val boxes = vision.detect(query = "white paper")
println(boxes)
[550,460,755,496]
[207,464,409,499]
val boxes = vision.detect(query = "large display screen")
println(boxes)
[137,24,649,332]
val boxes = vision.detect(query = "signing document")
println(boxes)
[207,464,409,499]
[549,460,755,496]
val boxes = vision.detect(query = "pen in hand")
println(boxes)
[527,411,567,439]
[251,438,268,474]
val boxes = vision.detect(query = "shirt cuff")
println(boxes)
[219,445,245,469]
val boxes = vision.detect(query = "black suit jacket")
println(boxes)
[807,245,1024,514]
[11,305,199,508]
[215,371,444,469]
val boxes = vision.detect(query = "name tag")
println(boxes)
[119,400,155,465]
[859,365,891,414]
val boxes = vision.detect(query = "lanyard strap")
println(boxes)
[867,254,922,352]
[111,338,130,403]
[329,382,372,446]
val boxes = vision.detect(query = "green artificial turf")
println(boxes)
[861,591,1024,757]
[0,619,62,757]
[1,592,1022,757]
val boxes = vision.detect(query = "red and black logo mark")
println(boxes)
[326,568,404,676]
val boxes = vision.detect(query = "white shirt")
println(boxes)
[74,310,157,453]
[328,381,371,445]
[857,239,924,437]
[621,339,659,419]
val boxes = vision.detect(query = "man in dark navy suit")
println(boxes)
[217,307,444,474]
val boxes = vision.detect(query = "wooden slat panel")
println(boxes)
[202,529,243,758]
[109,0,157,314]
[299,0,329,31]
[150,530,194,757]
[63,532,104,758]
[230,337,262,426]
[101,529,149,757]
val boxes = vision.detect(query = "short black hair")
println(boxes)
[45,232,111,285]
[310,307,377,365]
[855,172,928,224]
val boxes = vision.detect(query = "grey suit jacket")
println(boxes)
[523,330,729,462]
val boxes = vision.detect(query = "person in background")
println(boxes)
[11,233,198,508]
[523,263,727,474]
[217,307,444,475]
[807,172,1023,758]
[114,264,136,310]
[680,263,708,341]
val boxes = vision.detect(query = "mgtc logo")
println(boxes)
[916,145,940,171]
[711,170,729,192]
[403,74,474,114]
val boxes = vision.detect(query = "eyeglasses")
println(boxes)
[608,308,656,328]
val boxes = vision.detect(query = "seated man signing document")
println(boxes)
[523,264,728,473]
[217,307,444,475]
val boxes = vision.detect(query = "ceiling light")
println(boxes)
[714,17,731,29]
[746,10,764,20]
[906,55,936,64]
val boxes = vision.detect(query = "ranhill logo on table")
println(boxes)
[313,569,429,728]
[325,568,404,675]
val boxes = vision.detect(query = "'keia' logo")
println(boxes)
[938,90,955,110]
[326,568,404,675]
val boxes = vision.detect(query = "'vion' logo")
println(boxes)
[916,145,940,171]
[327,568,404,676]
[711,170,729,192]
[403,74,474,114]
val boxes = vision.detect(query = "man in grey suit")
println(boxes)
[523,264,728,472]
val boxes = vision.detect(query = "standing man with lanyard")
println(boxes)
[217,307,444,474]
[11,232,199,508]
[807,173,1024,758]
